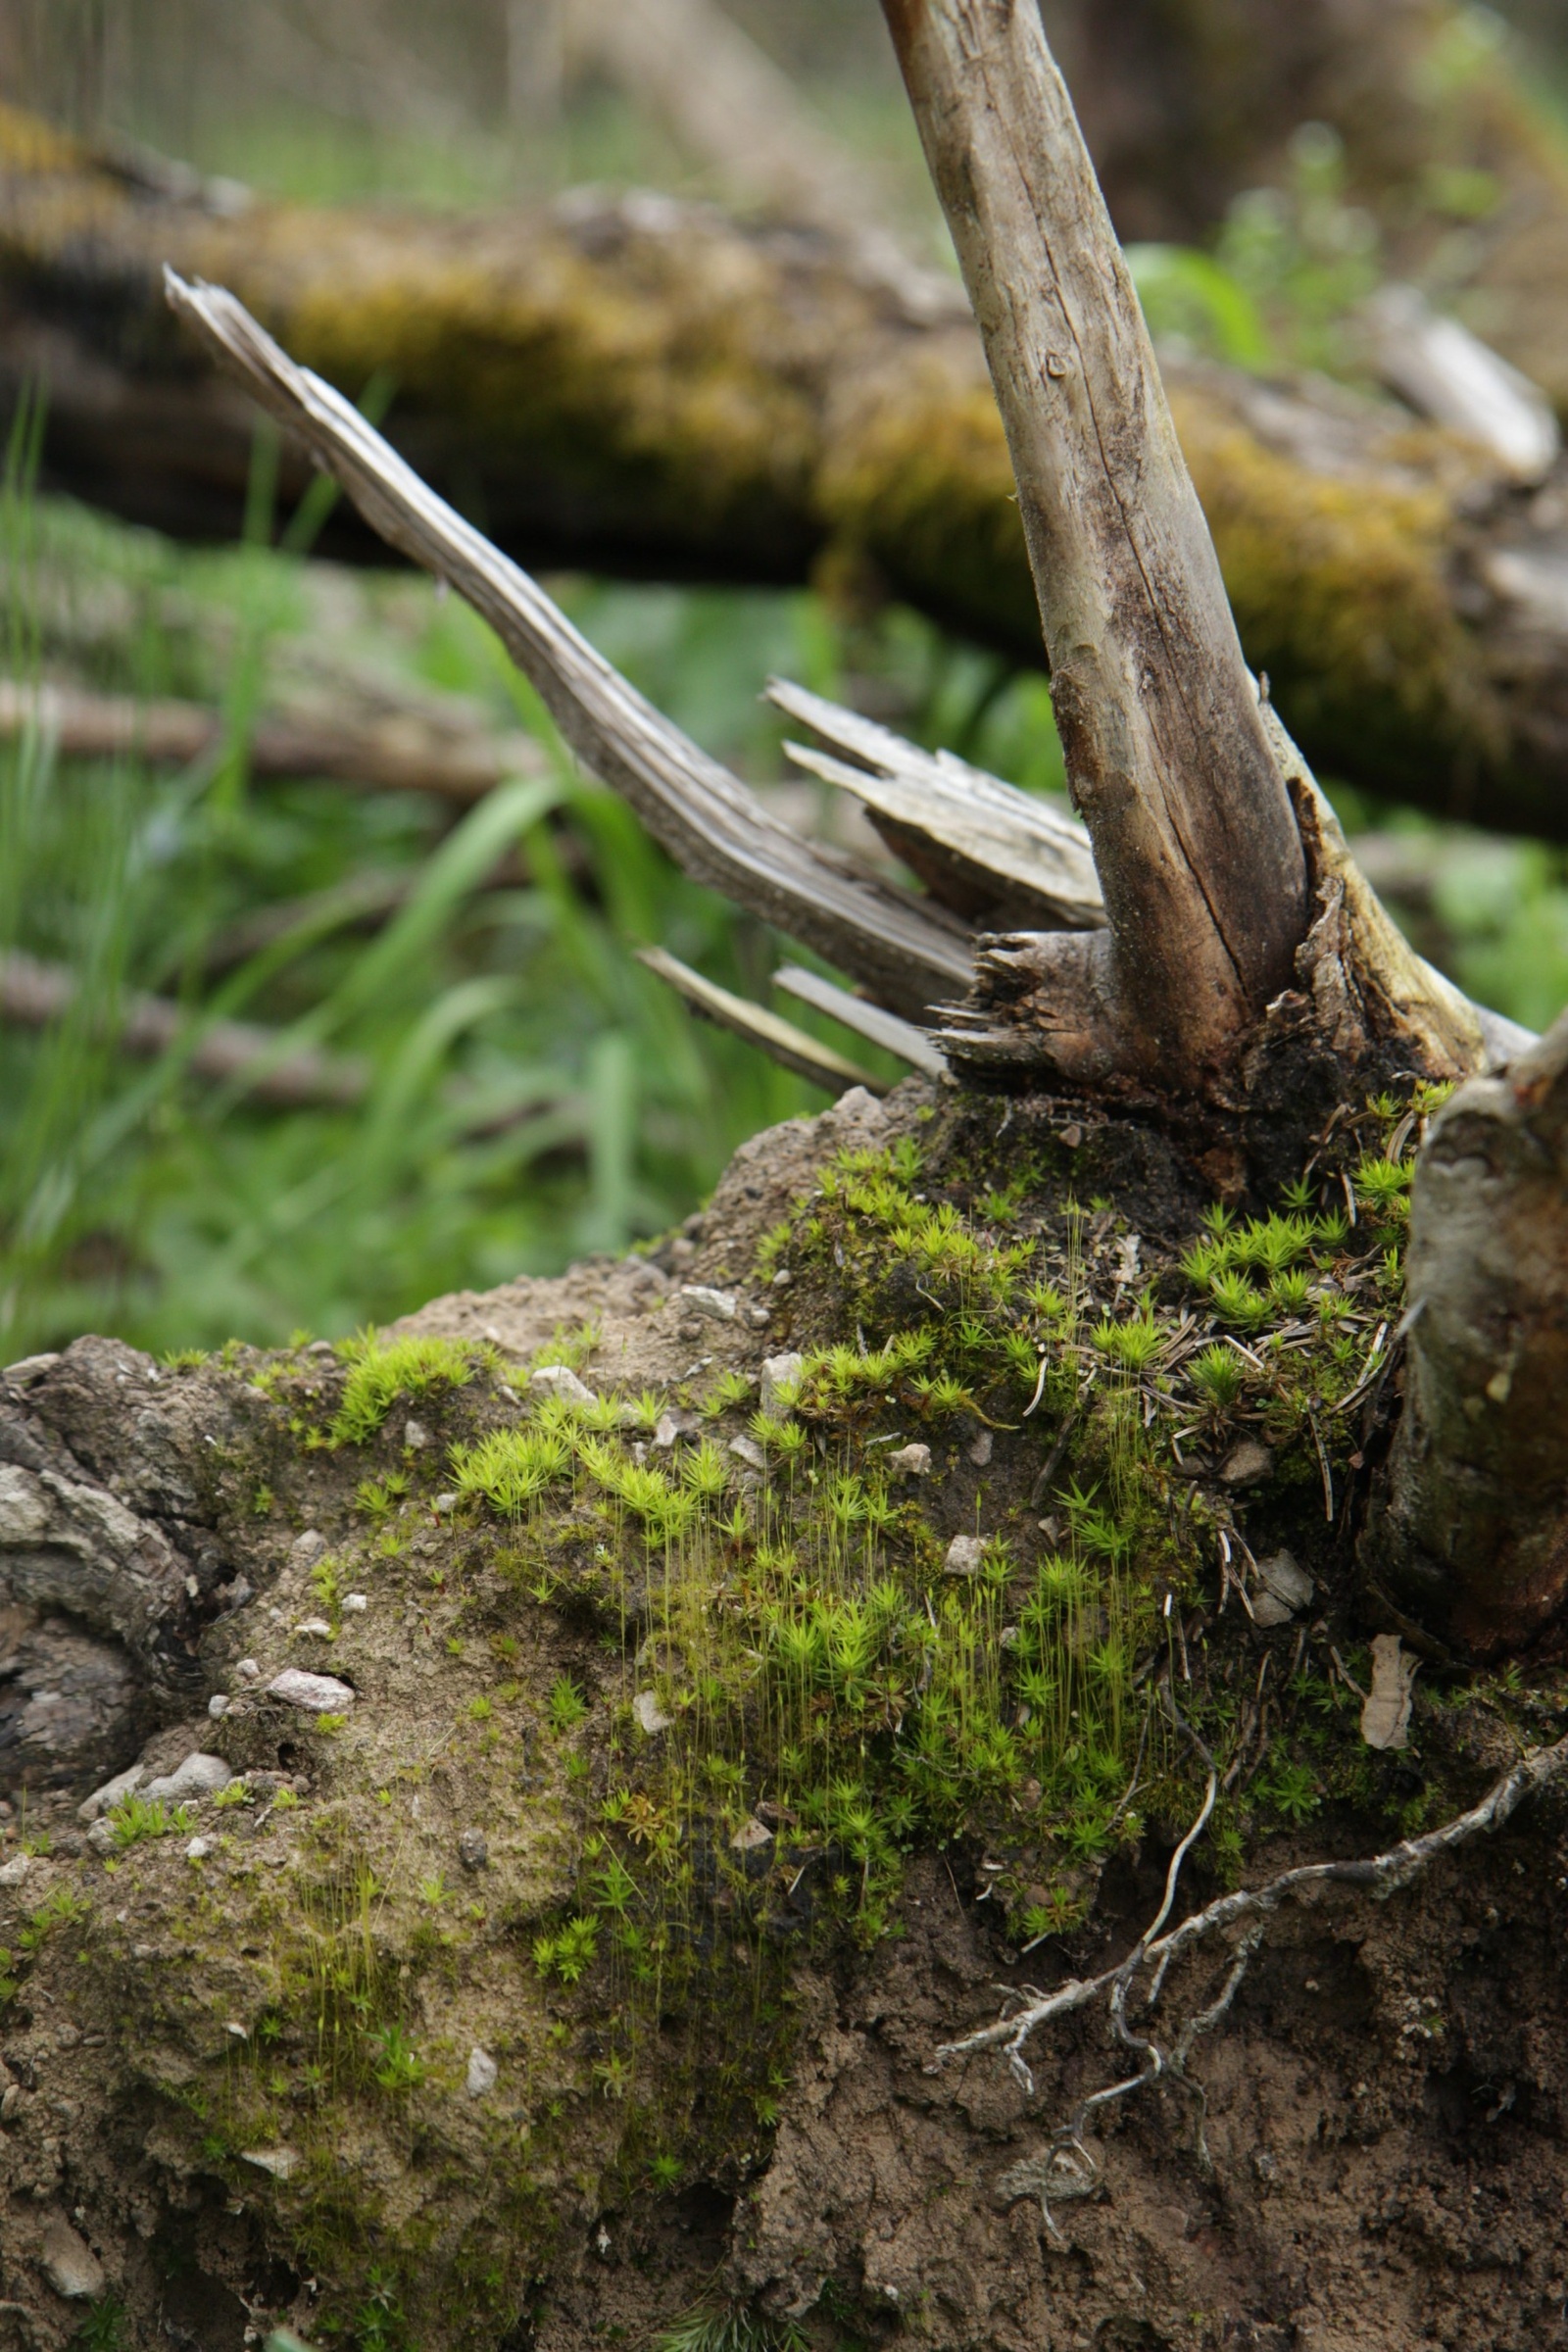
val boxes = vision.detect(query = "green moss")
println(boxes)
[1174,387,1500,800]
[17,1081,1503,2346]
[329,1330,484,1446]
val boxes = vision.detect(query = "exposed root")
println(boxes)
[941,1733,1568,2241]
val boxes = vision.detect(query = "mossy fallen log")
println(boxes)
[13,104,1568,839]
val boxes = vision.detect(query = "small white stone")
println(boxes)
[967,1430,994,1467]
[633,1690,672,1736]
[208,1694,229,1718]
[760,1352,805,1413]
[288,1529,328,1570]
[945,1535,986,1577]
[528,1364,597,1408]
[1251,1548,1315,1628]
[466,2045,498,2098]
[1219,1439,1274,1489]
[678,1285,736,1323]
[404,1417,431,1449]
[0,1852,31,1888]
[267,1669,356,1714]
[888,1444,931,1479]
[85,1820,115,1858]
[144,1752,233,1803]
[240,2146,300,2180]
[728,1437,766,1471]
[185,1837,211,1861]
[293,1618,334,1639]
[39,2216,103,2300]
[730,1817,772,1852]
[77,1763,144,1824]
[235,1658,262,1682]
[431,1492,459,1516]
[343,1592,368,1613]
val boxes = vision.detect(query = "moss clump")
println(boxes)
[328,1329,487,1446]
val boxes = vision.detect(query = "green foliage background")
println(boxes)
[5,74,1568,1362]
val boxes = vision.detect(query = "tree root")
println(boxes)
[936,1732,1568,2244]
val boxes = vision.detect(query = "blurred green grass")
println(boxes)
[7,64,1568,1361]
[0,399,1072,1358]
[7,427,1566,1366]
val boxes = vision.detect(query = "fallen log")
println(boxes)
[0,677,549,805]
[13,105,1568,837]
[0,947,370,1106]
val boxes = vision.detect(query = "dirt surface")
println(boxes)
[0,1084,1565,2352]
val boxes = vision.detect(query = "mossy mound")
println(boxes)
[2,1081,1567,2352]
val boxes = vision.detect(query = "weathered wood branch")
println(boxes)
[634,948,889,1100]
[769,963,949,1080]
[151,270,1529,1104]
[768,676,1102,933]
[15,107,1568,842]
[0,679,548,805]
[0,948,370,1106]
[883,0,1311,1085]
[161,270,972,1025]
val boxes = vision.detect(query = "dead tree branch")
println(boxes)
[880,0,1306,1086]
[0,679,548,807]
[157,272,1523,1097]
[18,111,1568,843]
[634,948,887,1099]
[0,949,369,1107]
[162,271,971,1027]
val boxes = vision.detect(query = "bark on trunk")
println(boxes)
[1365,1004,1568,1658]
[14,105,1568,842]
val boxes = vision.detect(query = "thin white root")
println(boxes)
[957,1735,1568,2238]
[940,1733,1568,2079]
